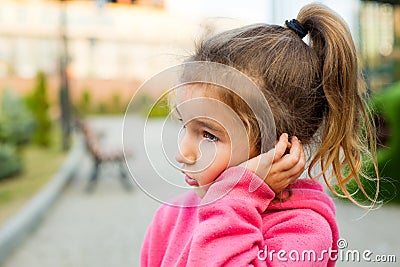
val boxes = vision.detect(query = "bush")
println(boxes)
[77,88,92,114]
[371,83,400,204]
[76,89,127,115]
[0,90,35,147]
[0,90,34,179]
[335,83,400,205]
[147,94,170,118]
[26,71,52,147]
[0,142,23,180]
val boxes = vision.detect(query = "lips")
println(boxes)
[184,174,199,186]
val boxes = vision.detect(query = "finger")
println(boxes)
[300,141,306,165]
[275,152,306,183]
[266,165,298,185]
[266,161,305,194]
[268,158,294,174]
[265,172,299,194]
[289,136,301,154]
[272,137,301,172]
[285,135,292,149]
[240,148,274,175]
[286,144,306,177]
[274,133,289,162]
[289,162,306,181]
[291,141,305,173]
[286,141,292,149]
[295,139,306,177]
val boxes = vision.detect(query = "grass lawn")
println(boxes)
[0,129,67,225]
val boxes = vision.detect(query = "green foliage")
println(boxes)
[0,126,66,222]
[0,90,33,179]
[97,101,108,114]
[371,83,400,204]
[98,91,125,114]
[147,94,170,118]
[0,143,23,180]
[0,90,35,179]
[0,90,35,146]
[335,82,400,205]
[137,94,152,113]
[77,88,92,114]
[76,89,127,115]
[112,92,121,113]
[26,71,52,147]
[125,93,171,118]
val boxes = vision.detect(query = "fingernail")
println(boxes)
[283,133,288,139]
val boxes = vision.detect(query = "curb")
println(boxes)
[0,134,85,265]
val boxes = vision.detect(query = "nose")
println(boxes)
[175,130,198,165]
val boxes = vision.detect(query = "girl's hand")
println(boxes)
[240,133,306,194]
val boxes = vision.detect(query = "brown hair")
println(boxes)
[188,3,379,206]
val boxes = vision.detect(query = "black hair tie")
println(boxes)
[285,19,308,39]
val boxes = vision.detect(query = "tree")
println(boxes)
[26,71,52,147]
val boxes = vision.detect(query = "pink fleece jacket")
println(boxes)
[141,166,339,266]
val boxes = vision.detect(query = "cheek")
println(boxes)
[211,144,232,170]
[199,144,231,179]
[226,124,253,162]
[229,139,252,166]
[198,141,217,160]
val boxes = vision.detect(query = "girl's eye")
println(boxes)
[203,131,219,142]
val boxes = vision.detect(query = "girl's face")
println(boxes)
[174,86,253,198]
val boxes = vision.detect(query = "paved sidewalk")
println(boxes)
[2,116,163,267]
[2,116,399,267]
[334,200,400,266]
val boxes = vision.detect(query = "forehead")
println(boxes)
[175,84,220,103]
[174,84,242,130]
[175,84,227,116]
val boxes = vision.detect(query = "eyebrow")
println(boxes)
[175,106,225,134]
[193,119,225,134]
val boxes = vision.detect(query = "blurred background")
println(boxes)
[0,0,399,266]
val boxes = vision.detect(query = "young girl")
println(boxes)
[141,3,378,266]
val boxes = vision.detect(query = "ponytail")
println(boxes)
[298,4,380,207]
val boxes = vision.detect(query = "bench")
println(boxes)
[76,120,133,192]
